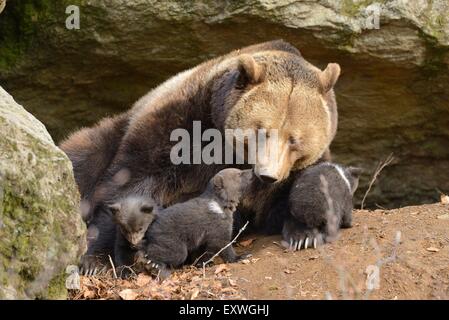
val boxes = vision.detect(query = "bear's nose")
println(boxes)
[258,174,278,184]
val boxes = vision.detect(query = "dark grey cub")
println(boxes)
[283,162,362,251]
[140,168,254,274]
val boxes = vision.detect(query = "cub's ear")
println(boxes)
[347,166,363,179]
[141,205,154,214]
[212,174,225,191]
[236,54,265,89]
[347,166,362,195]
[319,63,341,93]
[108,203,121,216]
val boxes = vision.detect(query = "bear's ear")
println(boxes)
[236,54,265,89]
[319,63,341,93]
[347,166,363,179]
[212,174,225,191]
[108,203,121,216]
[347,166,362,195]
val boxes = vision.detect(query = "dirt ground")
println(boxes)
[70,202,449,300]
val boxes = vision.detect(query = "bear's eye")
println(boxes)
[235,72,249,90]
[288,136,297,145]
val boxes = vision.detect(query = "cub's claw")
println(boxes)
[283,236,322,251]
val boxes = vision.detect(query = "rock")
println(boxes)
[0,86,86,299]
[0,1,5,15]
[0,0,448,208]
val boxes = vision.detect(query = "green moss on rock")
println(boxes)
[0,0,85,70]
[0,86,86,299]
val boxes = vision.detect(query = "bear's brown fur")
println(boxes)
[60,40,340,257]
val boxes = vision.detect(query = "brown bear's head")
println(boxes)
[211,49,340,184]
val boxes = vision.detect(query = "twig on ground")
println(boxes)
[192,251,209,267]
[361,153,394,210]
[202,221,249,277]
[108,255,118,279]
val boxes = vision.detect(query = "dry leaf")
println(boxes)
[426,247,440,252]
[284,268,294,274]
[441,194,449,204]
[239,238,256,247]
[190,288,200,299]
[437,214,449,220]
[83,289,96,299]
[121,280,132,287]
[264,276,272,280]
[119,289,139,300]
[214,264,229,274]
[136,273,152,287]
[309,255,319,260]
[251,258,260,263]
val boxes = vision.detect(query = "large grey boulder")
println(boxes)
[0,87,86,299]
[0,0,448,207]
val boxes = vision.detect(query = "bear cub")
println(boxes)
[138,168,253,275]
[108,196,157,276]
[283,162,362,251]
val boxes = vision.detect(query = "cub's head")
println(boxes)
[108,197,156,247]
[211,48,340,184]
[210,168,254,212]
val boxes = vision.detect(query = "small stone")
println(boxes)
[239,238,256,247]
[119,289,139,300]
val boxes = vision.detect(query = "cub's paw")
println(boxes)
[79,254,107,276]
[281,218,325,251]
[116,266,136,279]
[144,259,171,279]
[235,253,252,262]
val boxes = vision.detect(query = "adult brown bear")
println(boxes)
[61,40,340,270]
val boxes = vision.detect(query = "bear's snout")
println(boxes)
[257,173,279,184]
